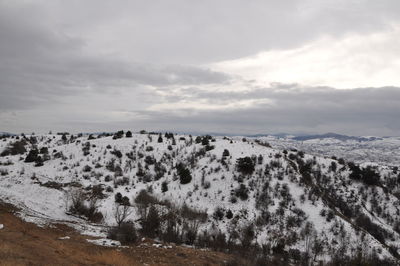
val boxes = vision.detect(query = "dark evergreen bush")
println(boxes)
[144,155,156,165]
[236,157,255,175]
[82,165,92,172]
[161,181,169,192]
[0,139,27,156]
[111,149,123,158]
[113,130,124,139]
[222,149,230,157]
[177,163,192,184]
[213,207,225,221]
[25,149,39,163]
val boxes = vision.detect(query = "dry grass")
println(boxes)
[93,251,136,266]
[0,201,241,266]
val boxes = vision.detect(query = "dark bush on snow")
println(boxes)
[236,157,255,175]
[240,224,255,249]
[24,149,39,163]
[205,144,215,151]
[108,222,137,244]
[125,131,132,138]
[82,165,92,172]
[1,139,27,156]
[213,207,225,221]
[177,163,192,184]
[115,192,130,205]
[222,149,230,157]
[355,214,389,243]
[145,146,154,152]
[180,204,208,222]
[196,231,227,252]
[161,181,168,192]
[82,142,90,156]
[112,130,124,139]
[135,189,159,206]
[24,149,45,166]
[140,205,161,238]
[68,190,103,223]
[144,155,156,165]
[111,149,123,159]
[235,184,249,201]
[348,163,380,186]
[34,156,44,167]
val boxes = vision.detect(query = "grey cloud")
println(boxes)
[1,1,400,135]
[122,86,400,136]
[30,0,400,64]
[0,2,230,111]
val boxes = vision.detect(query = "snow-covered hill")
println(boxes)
[1,132,400,264]
[259,135,400,166]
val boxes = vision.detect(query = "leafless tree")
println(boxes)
[114,203,133,227]
[66,188,85,213]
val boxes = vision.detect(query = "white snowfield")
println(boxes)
[0,133,399,261]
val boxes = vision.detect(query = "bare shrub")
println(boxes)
[114,203,133,227]
[140,205,161,238]
[108,222,137,245]
[161,209,182,244]
[180,204,207,222]
[66,188,103,223]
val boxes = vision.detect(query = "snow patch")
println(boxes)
[86,238,121,247]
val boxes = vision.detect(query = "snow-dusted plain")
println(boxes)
[1,132,400,263]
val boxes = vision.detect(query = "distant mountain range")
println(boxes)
[291,132,382,142]
[0,132,16,136]
[242,132,383,141]
[0,130,388,142]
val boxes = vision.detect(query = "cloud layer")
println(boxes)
[122,85,400,136]
[1,1,400,136]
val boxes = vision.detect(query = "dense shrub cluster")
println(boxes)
[24,148,48,166]
[176,163,192,184]
[355,214,389,243]
[0,139,27,156]
[236,157,255,175]
[348,163,381,186]
[107,222,137,244]
[112,130,124,139]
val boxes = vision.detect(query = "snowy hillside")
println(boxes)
[1,132,400,264]
[259,135,400,166]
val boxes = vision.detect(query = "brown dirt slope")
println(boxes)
[0,202,242,266]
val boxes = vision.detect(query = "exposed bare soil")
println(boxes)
[0,202,243,266]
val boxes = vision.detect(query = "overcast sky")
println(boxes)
[1,0,400,136]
